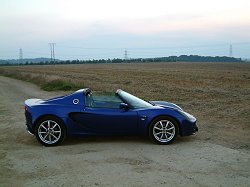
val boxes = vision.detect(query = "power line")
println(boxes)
[0,42,249,60]
[49,43,56,63]
[19,48,23,63]
[56,42,250,51]
[229,44,233,57]
[124,48,128,61]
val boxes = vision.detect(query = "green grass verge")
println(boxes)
[0,69,80,91]
[41,80,80,91]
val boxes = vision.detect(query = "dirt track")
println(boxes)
[0,76,249,187]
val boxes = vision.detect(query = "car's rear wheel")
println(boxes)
[149,116,178,144]
[35,116,66,146]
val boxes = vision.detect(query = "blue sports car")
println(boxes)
[24,88,198,146]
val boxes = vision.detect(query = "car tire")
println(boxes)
[149,116,178,145]
[35,116,66,146]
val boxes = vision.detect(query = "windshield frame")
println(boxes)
[117,90,153,109]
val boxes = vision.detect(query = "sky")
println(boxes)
[0,0,250,60]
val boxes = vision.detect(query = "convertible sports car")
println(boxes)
[24,88,198,146]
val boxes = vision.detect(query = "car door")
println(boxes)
[78,107,138,134]
[71,95,138,135]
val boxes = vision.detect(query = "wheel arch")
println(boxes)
[33,114,67,134]
[147,115,182,136]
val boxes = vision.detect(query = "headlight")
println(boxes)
[178,110,196,122]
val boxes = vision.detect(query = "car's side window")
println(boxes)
[85,94,122,109]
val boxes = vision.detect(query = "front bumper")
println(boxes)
[193,123,198,134]
[180,120,198,136]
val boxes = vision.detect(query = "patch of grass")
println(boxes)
[41,80,79,91]
[0,68,81,91]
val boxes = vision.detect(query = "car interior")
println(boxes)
[85,92,122,109]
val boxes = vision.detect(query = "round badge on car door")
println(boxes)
[73,99,79,105]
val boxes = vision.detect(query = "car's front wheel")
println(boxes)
[35,116,66,146]
[149,116,178,144]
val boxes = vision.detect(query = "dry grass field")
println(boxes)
[0,62,250,150]
[1,62,250,186]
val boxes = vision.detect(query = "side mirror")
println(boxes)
[119,103,129,110]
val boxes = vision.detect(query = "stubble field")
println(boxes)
[0,62,250,186]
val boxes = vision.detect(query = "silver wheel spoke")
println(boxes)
[155,132,162,136]
[48,120,51,128]
[159,121,163,128]
[167,132,172,135]
[160,133,163,139]
[44,133,48,139]
[154,126,162,131]
[52,124,57,129]
[167,126,174,130]
[41,125,47,130]
[49,134,52,142]
[51,134,58,139]
[166,121,170,128]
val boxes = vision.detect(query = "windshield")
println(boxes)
[118,90,153,109]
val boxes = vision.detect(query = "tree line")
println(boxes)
[0,55,242,66]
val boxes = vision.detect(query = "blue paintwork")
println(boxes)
[24,88,198,138]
